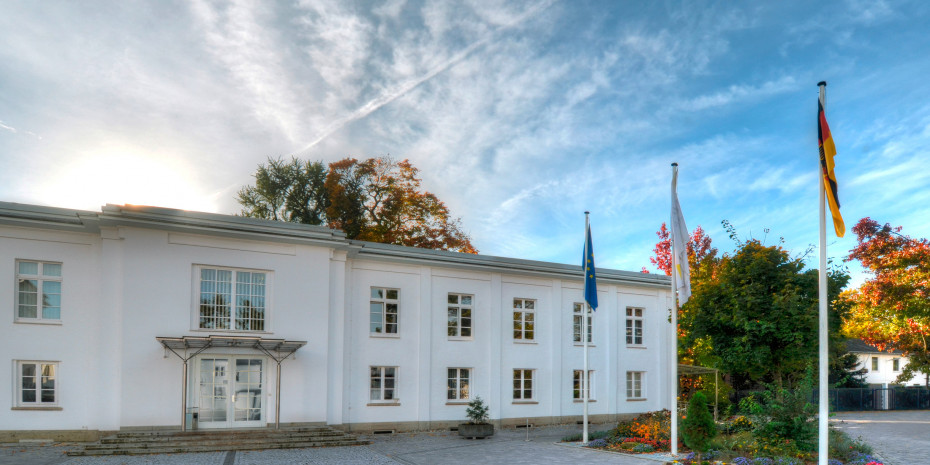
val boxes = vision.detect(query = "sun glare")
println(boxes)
[39,145,218,213]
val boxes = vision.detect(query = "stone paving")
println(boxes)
[832,410,930,465]
[0,423,658,465]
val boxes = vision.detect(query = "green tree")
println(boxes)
[842,217,930,386]
[237,157,328,224]
[681,391,717,461]
[683,236,850,389]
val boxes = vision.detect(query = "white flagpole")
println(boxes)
[583,211,590,444]
[670,163,680,457]
[817,81,829,465]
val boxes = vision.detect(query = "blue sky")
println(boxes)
[2,0,929,285]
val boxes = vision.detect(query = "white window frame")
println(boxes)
[369,366,398,404]
[626,307,644,346]
[871,356,879,371]
[447,367,472,401]
[893,358,900,372]
[513,298,536,342]
[370,287,400,336]
[572,302,592,344]
[573,369,595,401]
[14,361,60,408]
[192,265,271,332]
[14,260,62,323]
[447,293,473,340]
[513,369,535,401]
[626,371,645,400]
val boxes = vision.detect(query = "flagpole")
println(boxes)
[817,81,829,465]
[583,211,590,445]
[670,163,679,457]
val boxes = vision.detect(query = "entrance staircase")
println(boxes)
[67,426,369,456]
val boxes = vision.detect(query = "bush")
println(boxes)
[682,392,718,459]
[561,430,609,443]
[464,396,489,424]
[631,443,655,453]
[739,367,818,452]
[585,438,608,448]
[828,428,873,462]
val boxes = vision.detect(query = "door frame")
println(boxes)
[192,354,268,429]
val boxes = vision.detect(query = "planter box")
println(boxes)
[458,423,494,439]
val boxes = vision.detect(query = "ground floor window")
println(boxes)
[573,370,594,400]
[16,361,58,406]
[447,367,471,400]
[370,366,397,402]
[513,369,534,400]
[626,371,644,399]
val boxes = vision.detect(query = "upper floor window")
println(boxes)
[198,267,266,331]
[15,260,62,322]
[573,370,594,400]
[447,293,473,339]
[572,302,592,344]
[447,367,471,401]
[16,361,58,407]
[513,298,536,341]
[871,357,879,371]
[370,288,399,335]
[626,307,644,346]
[893,358,900,371]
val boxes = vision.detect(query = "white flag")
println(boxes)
[671,164,691,304]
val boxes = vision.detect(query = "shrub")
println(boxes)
[585,438,608,448]
[619,441,639,450]
[682,392,718,461]
[746,367,818,451]
[631,443,655,453]
[464,396,489,424]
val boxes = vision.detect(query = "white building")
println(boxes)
[1,202,673,441]
[847,339,923,387]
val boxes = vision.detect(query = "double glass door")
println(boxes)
[197,357,264,428]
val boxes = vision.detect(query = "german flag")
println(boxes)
[818,98,845,237]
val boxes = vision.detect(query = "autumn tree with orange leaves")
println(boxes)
[842,217,930,386]
[238,156,477,253]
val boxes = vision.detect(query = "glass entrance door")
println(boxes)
[197,357,264,428]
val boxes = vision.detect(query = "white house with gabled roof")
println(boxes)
[1,201,674,441]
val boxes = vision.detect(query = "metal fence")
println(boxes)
[731,387,930,412]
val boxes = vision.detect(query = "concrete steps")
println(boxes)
[67,427,369,456]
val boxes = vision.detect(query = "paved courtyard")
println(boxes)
[831,410,930,465]
[0,424,658,465]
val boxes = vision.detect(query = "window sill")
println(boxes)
[513,340,538,345]
[573,343,596,347]
[448,336,474,342]
[12,406,63,411]
[189,328,273,335]
[446,401,470,405]
[572,399,597,403]
[626,345,647,350]
[626,398,648,402]
[370,333,400,339]
[367,402,401,407]
[512,400,538,404]
[14,319,62,326]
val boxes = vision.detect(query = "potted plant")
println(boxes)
[458,396,494,439]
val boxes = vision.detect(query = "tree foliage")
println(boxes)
[238,156,477,253]
[647,223,718,281]
[681,391,717,459]
[841,217,930,385]
[682,237,849,389]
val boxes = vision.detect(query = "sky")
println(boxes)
[2,0,929,286]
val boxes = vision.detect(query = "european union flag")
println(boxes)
[583,224,598,310]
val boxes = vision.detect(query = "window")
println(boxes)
[370,288,399,335]
[513,369,534,400]
[626,308,644,346]
[16,361,58,407]
[513,298,536,341]
[15,260,62,321]
[447,294,473,338]
[893,358,900,371]
[447,368,471,401]
[572,302,592,344]
[198,267,266,331]
[573,370,594,400]
[626,371,644,399]
[370,366,397,402]
[871,357,879,371]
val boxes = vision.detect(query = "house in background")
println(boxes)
[2,201,674,441]
[846,339,923,387]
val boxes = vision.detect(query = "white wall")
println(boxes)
[856,352,922,386]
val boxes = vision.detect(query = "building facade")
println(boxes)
[2,202,673,440]
[846,339,923,387]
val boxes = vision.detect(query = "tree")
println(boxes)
[842,217,930,386]
[647,223,718,281]
[683,238,850,389]
[239,156,477,254]
[681,391,717,461]
[237,157,328,224]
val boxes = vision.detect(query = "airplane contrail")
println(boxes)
[291,0,557,157]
